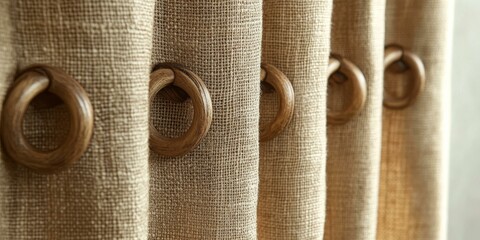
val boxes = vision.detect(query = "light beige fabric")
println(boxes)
[258,0,332,239]
[148,1,262,239]
[0,0,15,235]
[324,0,385,239]
[0,0,156,238]
[377,1,453,239]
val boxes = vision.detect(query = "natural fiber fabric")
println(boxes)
[324,0,385,239]
[0,0,155,238]
[0,0,15,235]
[0,1,454,239]
[148,1,262,239]
[377,1,453,239]
[258,0,332,239]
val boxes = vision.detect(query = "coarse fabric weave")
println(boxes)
[0,0,156,238]
[258,0,332,239]
[148,1,262,239]
[377,1,453,239]
[0,0,15,235]
[0,1,453,239]
[324,0,385,239]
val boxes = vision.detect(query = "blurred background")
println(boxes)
[449,0,480,239]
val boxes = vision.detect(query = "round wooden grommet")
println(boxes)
[0,65,94,173]
[260,63,295,142]
[149,65,213,156]
[384,45,425,109]
[327,54,367,125]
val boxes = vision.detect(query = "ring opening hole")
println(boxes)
[387,60,409,73]
[152,86,193,138]
[329,72,348,85]
[384,62,415,100]
[261,80,275,93]
[260,82,279,132]
[23,95,70,152]
[157,85,189,102]
[327,73,353,113]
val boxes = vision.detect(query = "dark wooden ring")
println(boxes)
[0,65,94,173]
[149,65,212,156]
[384,45,425,109]
[327,55,367,125]
[260,63,295,142]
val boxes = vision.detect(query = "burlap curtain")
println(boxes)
[0,0,452,239]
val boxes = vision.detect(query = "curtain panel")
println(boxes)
[324,0,385,238]
[258,0,331,238]
[1,1,156,238]
[377,1,453,239]
[0,0,452,239]
[149,1,262,238]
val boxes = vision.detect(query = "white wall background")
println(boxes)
[449,0,480,239]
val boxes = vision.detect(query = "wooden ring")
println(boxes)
[149,65,212,156]
[384,45,425,109]
[260,63,295,142]
[327,55,367,125]
[0,65,94,173]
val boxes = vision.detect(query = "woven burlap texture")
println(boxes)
[0,1,452,239]
[377,0,452,239]
[258,0,332,239]
[324,0,385,239]
[148,1,262,239]
[0,1,156,238]
[0,0,16,236]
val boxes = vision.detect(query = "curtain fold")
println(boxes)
[148,1,262,238]
[324,0,386,239]
[0,0,15,235]
[258,0,332,239]
[0,0,156,238]
[377,1,453,239]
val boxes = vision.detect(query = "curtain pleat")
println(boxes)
[148,1,262,238]
[377,1,453,239]
[0,0,15,235]
[0,1,156,238]
[324,0,385,239]
[258,0,332,239]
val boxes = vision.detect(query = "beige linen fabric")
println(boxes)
[0,0,155,238]
[0,0,15,235]
[258,0,332,239]
[324,0,385,239]
[377,1,453,239]
[148,1,262,239]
